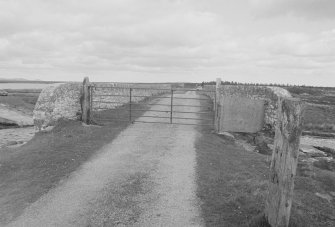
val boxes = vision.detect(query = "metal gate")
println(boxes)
[89,85,216,127]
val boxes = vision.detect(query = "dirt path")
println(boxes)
[7,91,205,226]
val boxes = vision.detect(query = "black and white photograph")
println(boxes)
[0,0,334,226]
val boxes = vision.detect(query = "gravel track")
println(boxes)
[7,91,205,227]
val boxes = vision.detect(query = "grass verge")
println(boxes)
[0,101,151,225]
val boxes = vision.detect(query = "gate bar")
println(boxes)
[170,89,173,124]
[89,86,93,124]
[92,94,212,101]
[131,103,212,108]
[97,118,131,122]
[129,88,132,122]
[172,110,213,114]
[93,102,212,108]
[172,116,213,121]
[95,108,212,114]
[173,97,210,101]
[131,109,171,113]
[92,101,127,104]
[92,85,216,92]
[133,120,214,126]
[137,115,170,119]
[93,94,168,99]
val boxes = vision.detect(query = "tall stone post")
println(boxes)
[82,77,91,124]
[215,78,222,133]
[265,98,305,227]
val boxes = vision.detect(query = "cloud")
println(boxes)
[0,0,242,73]
[255,30,335,76]
[250,0,335,19]
[259,30,335,57]
[0,0,334,86]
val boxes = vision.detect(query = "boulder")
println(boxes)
[33,83,82,131]
[0,89,8,96]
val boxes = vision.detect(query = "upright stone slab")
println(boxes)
[81,77,90,124]
[265,98,305,227]
[0,89,8,96]
[219,96,265,133]
[33,83,82,131]
[215,78,222,132]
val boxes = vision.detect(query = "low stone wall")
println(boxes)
[91,83,170,110]
[201,85,216,100]
[33,82,171,130]
[203,85,291,132]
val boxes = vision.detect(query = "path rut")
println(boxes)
[7,91,206,227]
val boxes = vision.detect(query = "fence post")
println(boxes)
[215,78,222,133]
[82,77,90,124]
[265,98,305,227]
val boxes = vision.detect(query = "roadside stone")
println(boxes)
[33,83,82,131]
[0,89,8,96]
[6,141,18,146]
[313,159,335,171]
[255,141,272,155]
[315,192,333,203]
[40,126,54,132]
[299,145,327,157]
[0,127,35,147]
[313,146,335,157]
[219,131,235,140]
[0,105,33,127]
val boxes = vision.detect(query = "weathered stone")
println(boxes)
[315,192,333,203]
[265,98,305,227]
[219,131,235,139]
[33,83,82,131]
[267,87,292,98]
[0,106,33,126]
[219,96,265,133]
[7,141,18,146]
[202,85,292,133]
[0,89,8,96]
[313,146,335,157]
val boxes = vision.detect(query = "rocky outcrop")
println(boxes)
[33,83,82,131]
[0,127,35,147]
[0,105,33,127]
[0,89,8,96]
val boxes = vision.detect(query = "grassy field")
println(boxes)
[286,86,335,134]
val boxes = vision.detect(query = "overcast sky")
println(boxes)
[0,0,334,86]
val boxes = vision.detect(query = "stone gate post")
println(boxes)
[215,78,222,133]
[82,77,91,124]
[265,98,305,227]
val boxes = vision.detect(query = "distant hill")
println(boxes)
[0,78,30,82]
[0,78,61,84]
